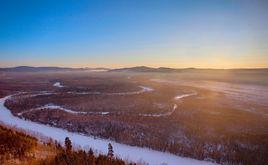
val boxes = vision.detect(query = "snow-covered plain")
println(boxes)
[0,95,215,165]
[53,82,64,88]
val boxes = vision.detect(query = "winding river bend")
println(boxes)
[14,84,196,118]
[0,80,216,165]
[0,95,214,165]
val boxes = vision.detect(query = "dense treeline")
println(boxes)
[20,107,268,165]
[0,124,134,165]
[39,138,127,165]
[2,72,268,165]
[0,125,37,163]
[6,94,268,165]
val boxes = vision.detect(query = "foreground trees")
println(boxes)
[65,137,72,154]
[0,125,130,165]
[40,137,126,165]
[0,125,37,163]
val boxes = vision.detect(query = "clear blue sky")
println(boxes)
[0,0,268,68]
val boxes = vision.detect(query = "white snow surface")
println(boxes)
[174,92,197,100]
[53,82,64,88]
[141,104,178,117]
[0,95,215,165]
[29,91,56,97]
[18,104,109,116]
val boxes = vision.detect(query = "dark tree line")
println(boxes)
[0,124,137,165]
[0,125,37,163]
[39,137,130,165]
[5,93,268,165]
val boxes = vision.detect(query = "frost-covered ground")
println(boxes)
[0,95,215,165]
[151,79,268,112]
[53,82,64,88]
[18,104,110,116]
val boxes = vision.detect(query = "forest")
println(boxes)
[0,124,133,165]
[0,71,268,164]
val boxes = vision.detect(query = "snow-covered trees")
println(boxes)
[108,143,114,158]
[40,140,125,165]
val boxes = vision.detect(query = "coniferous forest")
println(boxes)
[0,124,132,165]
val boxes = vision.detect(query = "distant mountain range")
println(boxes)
[109,66,199,72]
[0,66,267,73]
[0,66,110,72]
[109,66,268,73]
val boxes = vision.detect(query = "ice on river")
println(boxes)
[0,95,215,165]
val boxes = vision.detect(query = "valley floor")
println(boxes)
[0,95,215,165]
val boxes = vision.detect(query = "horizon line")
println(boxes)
[1,65,268,70]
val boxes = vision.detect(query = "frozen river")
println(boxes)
[0,95,215,165]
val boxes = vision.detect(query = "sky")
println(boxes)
[0,0,268,68]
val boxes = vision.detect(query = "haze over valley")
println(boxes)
[1,0,268,164]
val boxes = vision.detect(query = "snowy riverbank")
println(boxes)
[0,95,215,165]
[18,104,110,116]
